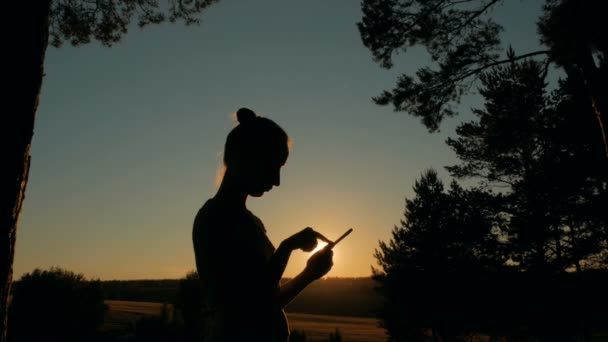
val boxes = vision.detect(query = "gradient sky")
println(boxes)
[14,0,547,280]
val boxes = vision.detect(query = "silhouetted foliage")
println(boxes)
[373,169,510,340]
[358,0,542,131]
[538,0,608,157]
[48,0,219,47]
[377,169,508,274]
[357,0,608,155]
[174,271,206,342]
[7,267,107,342]
[374,58,608,341]
[288,330,307,342]
[374,171,608,341]
[328,328,343,342]
[446,58,608,273]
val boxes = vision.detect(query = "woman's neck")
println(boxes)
[214,172,248,210]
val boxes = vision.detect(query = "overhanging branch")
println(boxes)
[452,50,551,85]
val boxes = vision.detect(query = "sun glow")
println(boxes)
[310,241,339,262]
[312,242,328,254]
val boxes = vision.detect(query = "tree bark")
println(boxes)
[577,48,608,160]
[1,1,51,340]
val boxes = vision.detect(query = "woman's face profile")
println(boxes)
[238,150,286,197]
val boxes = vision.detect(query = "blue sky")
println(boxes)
[14,0,547,280]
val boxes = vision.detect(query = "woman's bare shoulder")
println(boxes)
[192,199,223,241]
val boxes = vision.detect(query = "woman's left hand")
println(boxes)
[304,246,334,280]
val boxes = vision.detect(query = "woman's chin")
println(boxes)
[250,186,273,197]
[249,189,266,197]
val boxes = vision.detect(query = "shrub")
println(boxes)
[329,328,342,342]
[289,329,307,342]
[174,271,206,342]
[8,267,107,342]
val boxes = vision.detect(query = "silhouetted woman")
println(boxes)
[192,108,334,342]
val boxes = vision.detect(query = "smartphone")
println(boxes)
[328,228,353,250]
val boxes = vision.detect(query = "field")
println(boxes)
[104,300,388,341]
[104,301,608,342]
[104,301,168,335]
[285,313,386,341]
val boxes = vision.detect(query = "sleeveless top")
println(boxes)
[192,198,289,342]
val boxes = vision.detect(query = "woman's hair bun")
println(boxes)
[236,108,257,125]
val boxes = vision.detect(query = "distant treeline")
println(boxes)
[102,279,180,304]
[101,277,381,317]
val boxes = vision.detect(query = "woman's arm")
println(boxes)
[262,241,293,290]
[275,247,333,309]
[275,271,314,308]
[260,241,312,308]
[260,230,333,308]
[261,227,329,289]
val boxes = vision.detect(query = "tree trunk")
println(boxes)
[1,1,51,340]
[554,229,563,271]
[431,327,440,342]
[568,224,582,273]
[577,47,608,160]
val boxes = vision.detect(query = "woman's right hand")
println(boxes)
[284,227,332,252]
[304,247,334,280]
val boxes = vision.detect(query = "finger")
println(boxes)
[314,248,328,256]
[313,231,333,244]
[319,248,332,256]
[310,239,318,248]
[303,240,317,252]
[322,243,335,252]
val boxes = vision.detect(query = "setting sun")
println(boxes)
[312,242,329,255]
